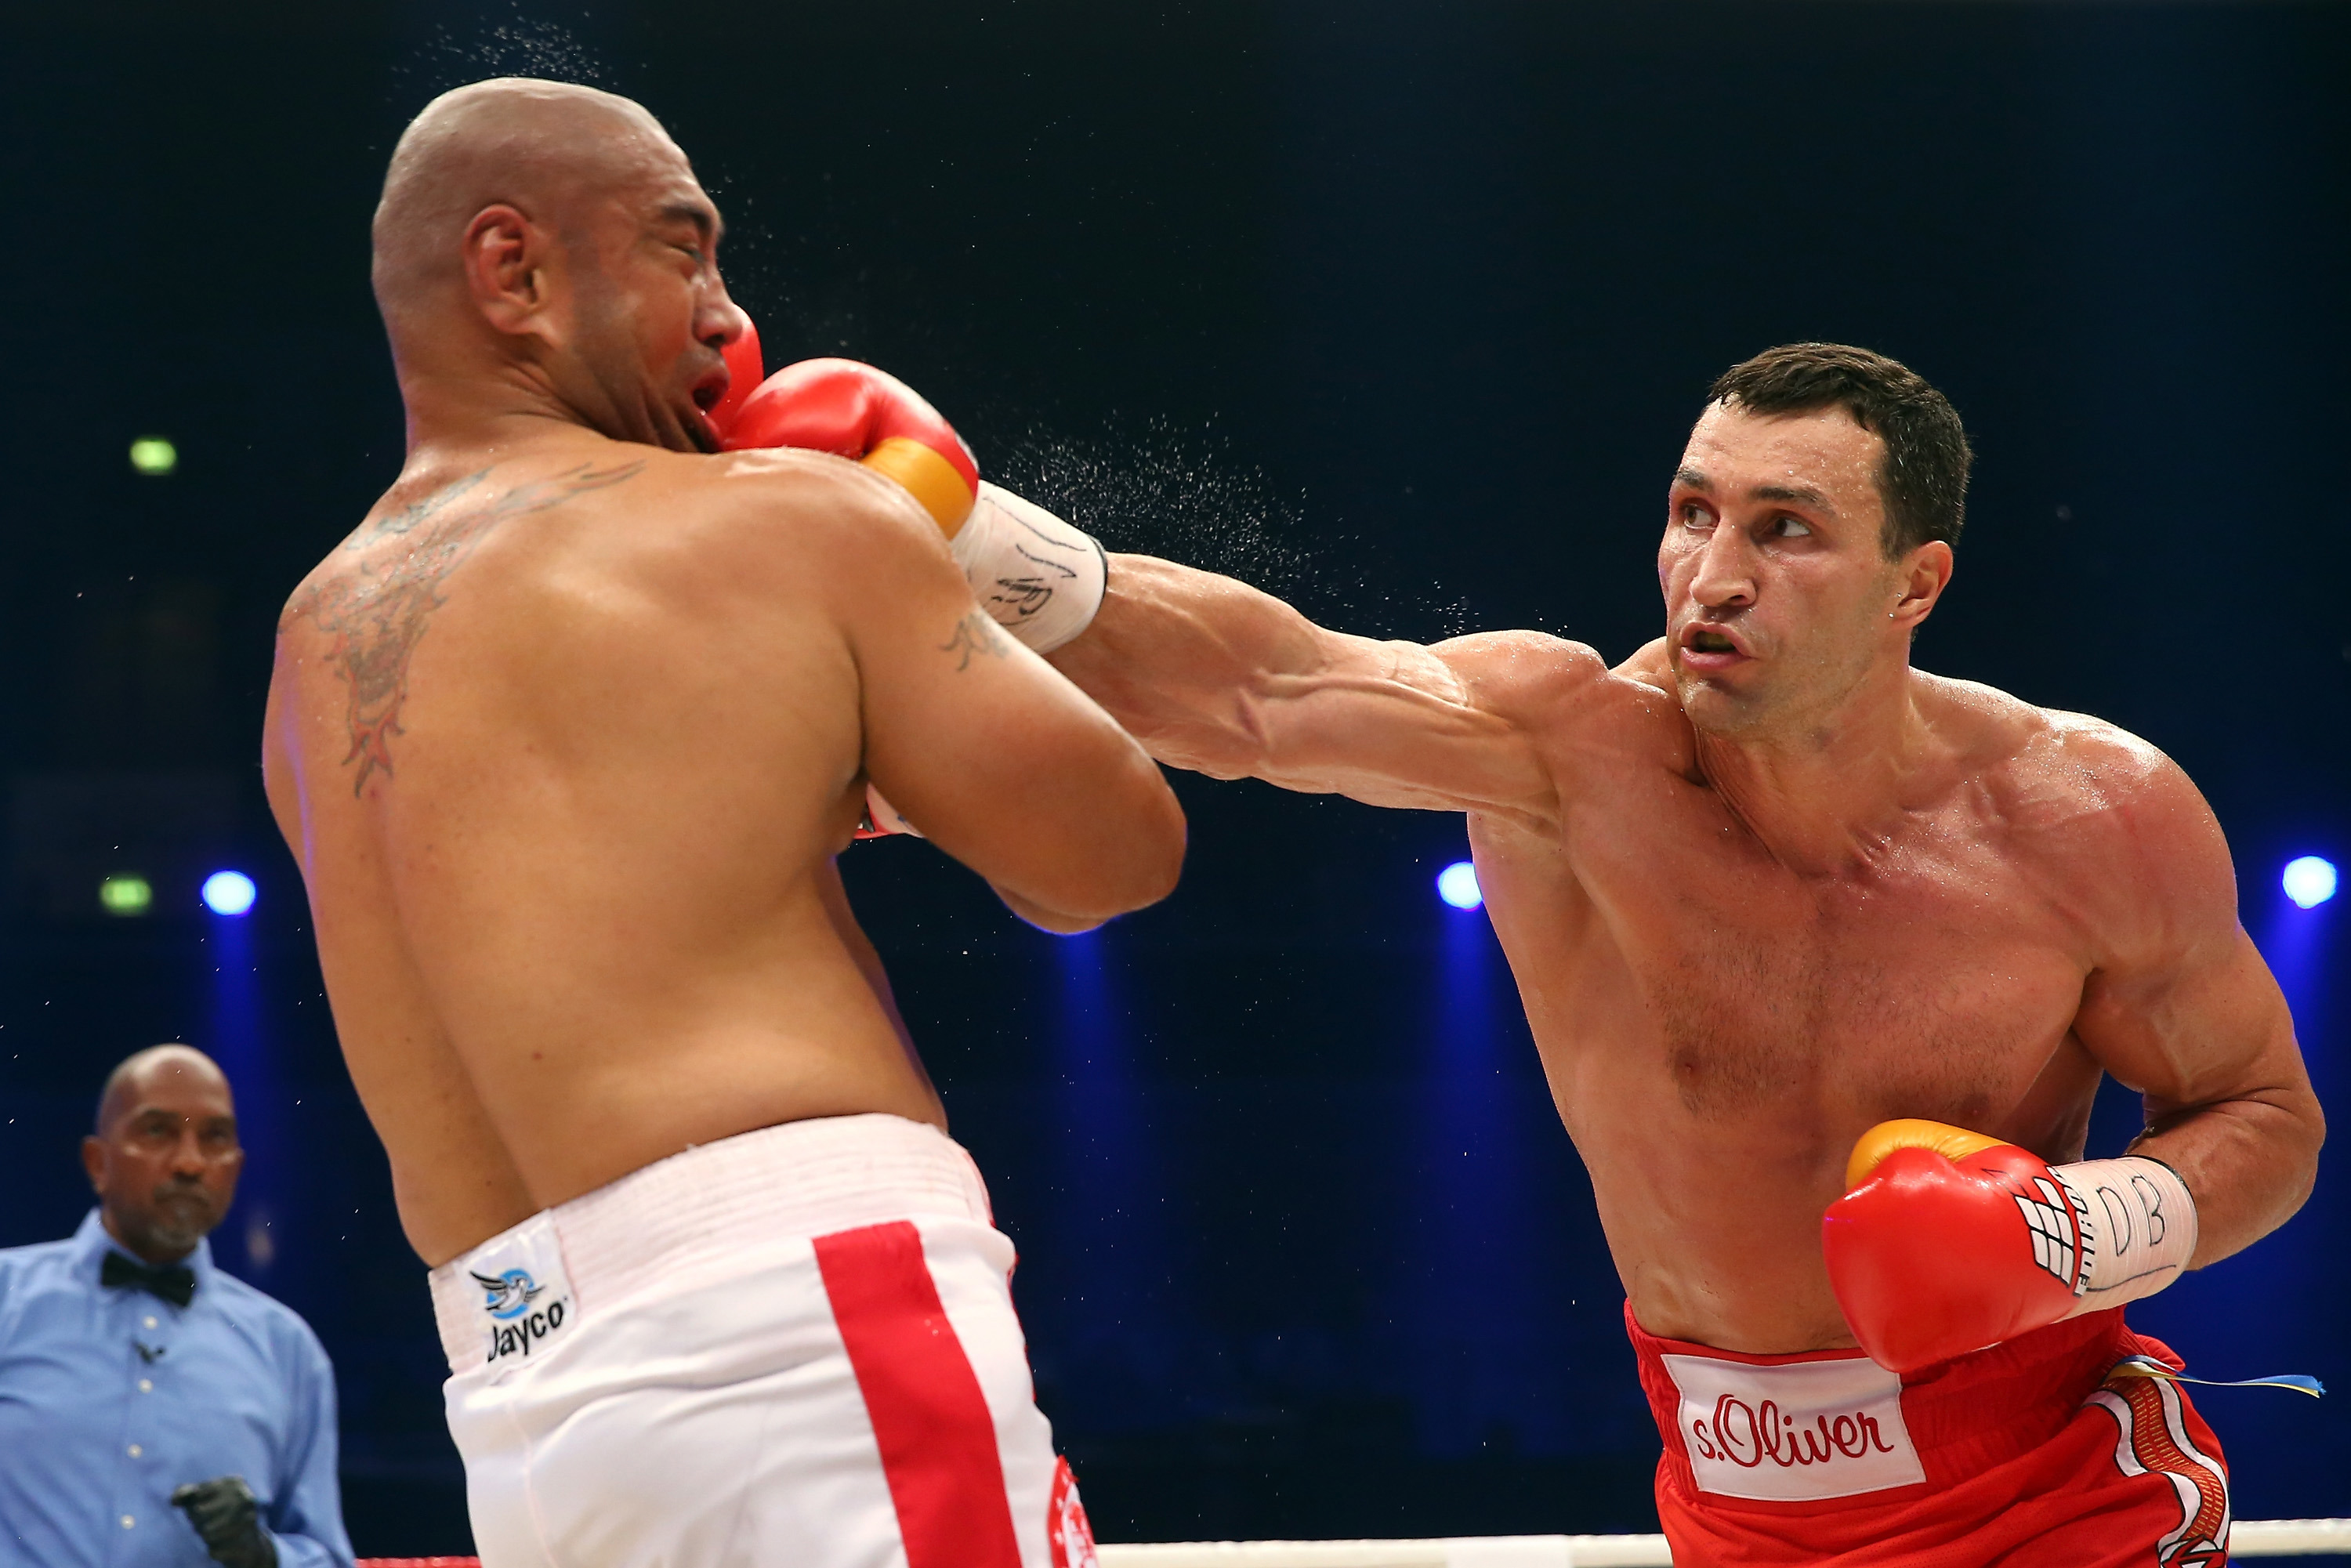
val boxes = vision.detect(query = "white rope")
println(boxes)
[1095,1518,2351,1565]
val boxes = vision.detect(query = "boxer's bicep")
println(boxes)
[2079,929,2317,1266]
[2081,929,2302,1132]
[847,531,1184,927]
[2070,756,2320,1262]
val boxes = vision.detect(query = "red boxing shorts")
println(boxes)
[1628,1303,2231,1566]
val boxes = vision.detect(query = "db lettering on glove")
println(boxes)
[1820,1118,2197,1374]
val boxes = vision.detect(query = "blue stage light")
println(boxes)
[1436,860,1483,910]
[2282,856,2337,910]
[201,871,258,917]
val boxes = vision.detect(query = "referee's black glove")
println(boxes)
[169,1476,278,1568]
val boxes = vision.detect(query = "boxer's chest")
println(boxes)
[1515,776,2092,1121]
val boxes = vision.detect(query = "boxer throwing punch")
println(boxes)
[994,344,2320,1565]
[263,78,1181,1567]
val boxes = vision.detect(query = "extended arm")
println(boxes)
[1049,553,1568,827]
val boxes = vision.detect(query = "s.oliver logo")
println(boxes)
[1660,1351,1927,1502]
[1690,1393,1898,1466]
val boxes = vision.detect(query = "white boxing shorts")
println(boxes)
[428,1113,1098,1568]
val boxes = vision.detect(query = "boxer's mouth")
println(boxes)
[1679,623,1751,670]
[679,398,723,455]
[690,368,730,413]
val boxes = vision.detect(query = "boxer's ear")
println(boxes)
[1890,540,1954,632]
[463,203,564,342]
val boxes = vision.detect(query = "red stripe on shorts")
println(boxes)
[815,1220,1023,1568]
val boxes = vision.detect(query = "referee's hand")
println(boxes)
[169,1476,278,1568]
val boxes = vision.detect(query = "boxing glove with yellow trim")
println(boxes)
[705,317,766,438]
[1821,1118,2197,1373]
[720,357,980,532]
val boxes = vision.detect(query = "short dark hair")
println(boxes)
[1708,344,1972,558]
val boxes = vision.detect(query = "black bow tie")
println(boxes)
[101,1251,196,1309]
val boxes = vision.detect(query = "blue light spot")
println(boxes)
[2282,856,2337,910]
[1436,861,1483,910]
[201,871,257,917]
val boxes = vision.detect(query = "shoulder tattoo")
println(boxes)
[282,460,644,795]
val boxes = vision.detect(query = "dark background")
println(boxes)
[2,0,2346,1553]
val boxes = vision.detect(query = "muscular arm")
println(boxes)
[1048,554,1568,827]
[824,478,1186,930]
[2063,734,2324,1266]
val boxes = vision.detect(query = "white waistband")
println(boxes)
[428,1113,990,1373]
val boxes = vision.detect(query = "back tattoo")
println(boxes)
[284,461,644,795]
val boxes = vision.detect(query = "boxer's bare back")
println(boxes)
[1052,397,2320,1353]
[263,81,1183,1268]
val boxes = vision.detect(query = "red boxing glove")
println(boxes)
[721,357,979,534]
[705,317,766,436]
[1822,1119,2197,1374]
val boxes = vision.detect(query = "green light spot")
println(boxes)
[99,875,153,915]
[129,437,177,476]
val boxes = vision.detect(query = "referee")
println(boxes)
[0,1045,352,1567]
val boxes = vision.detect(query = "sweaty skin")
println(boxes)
[263,80,1183,1268]
[1049,400,2321,1354]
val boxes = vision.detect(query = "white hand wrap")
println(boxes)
[2052,1155,2198,1315]
[948,482,1107,654]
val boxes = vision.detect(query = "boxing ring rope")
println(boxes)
[354,1517,2351,1566]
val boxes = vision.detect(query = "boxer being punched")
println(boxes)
[1016,344,2322,1564]
[262,78,1181,1566]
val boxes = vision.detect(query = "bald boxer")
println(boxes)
[1022,344,2322,1565]
[263,78,1180,1567]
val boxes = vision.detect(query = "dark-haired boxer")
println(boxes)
[263,77,1177,1567]
[1016,343,2322,1565]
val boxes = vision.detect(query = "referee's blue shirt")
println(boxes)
[0,1210,353,1568]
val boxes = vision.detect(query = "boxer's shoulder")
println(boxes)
[1429,630,1637,722]
[1944,678,2192,828]
[548,444,965,627]
[1922,674,2230,919]
[679,444,957,568]
[1418,632,1704,783]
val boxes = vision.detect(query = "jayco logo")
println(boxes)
[474,1268,543,1320]
[1688,1393,1900,1468]
[473,1268,570,1362]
